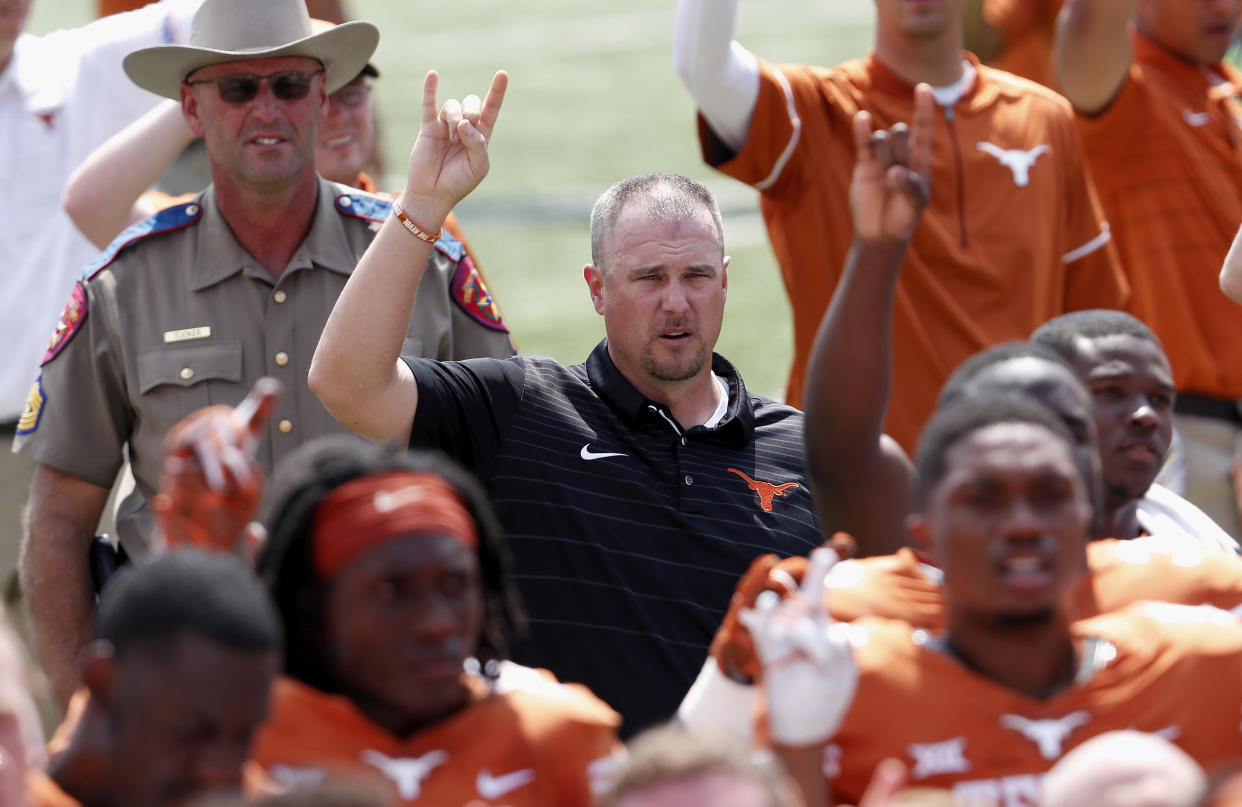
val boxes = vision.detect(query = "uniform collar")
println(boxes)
[190,176,360,290]
[864,50,989,107]
[1132,30,1242,92]
[584,339,755,443]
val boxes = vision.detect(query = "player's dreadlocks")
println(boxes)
[254,435,525,692]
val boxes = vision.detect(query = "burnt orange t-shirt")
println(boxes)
[822,603,1242,803]
[982,0,1064,88]
[704,53,1125,451]
[1077,33,1242,399]
[251,668,622,806]
[823,538,1242,632]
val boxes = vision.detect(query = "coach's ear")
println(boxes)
[79,641,118,708]
[585,264,606,315]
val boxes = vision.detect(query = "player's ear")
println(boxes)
[80,641,118,707]
[585,264,606,315]
[905,512,930,551]
[721,255,730,295]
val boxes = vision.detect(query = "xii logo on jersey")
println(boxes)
[999,712,1090,760]
[907,737,971,780]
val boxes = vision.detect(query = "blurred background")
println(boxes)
[32,0,878,399]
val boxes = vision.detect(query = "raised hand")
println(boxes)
[740,546,859,747]
[849,83,933,244]
[711,533,858,681]
[401,70,508,222]
[151,377,281,557]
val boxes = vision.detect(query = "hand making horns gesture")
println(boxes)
[401,69,509,221]
[849,83,934,244]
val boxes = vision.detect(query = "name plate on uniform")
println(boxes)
[163,326,212,343]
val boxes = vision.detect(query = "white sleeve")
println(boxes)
[672,0,761,154]
[1222,222,1242,304]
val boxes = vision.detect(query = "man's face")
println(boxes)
[1137,0,1242,65]
[873,0,963,39]
[323,535,482,729]
[316,74,374,186]
[915,423,1092,624]
[1066,334,1175,510]
[968,358,1104,515]
[587,206,728,394]
[181,55,328,191]
[105,634,278,807]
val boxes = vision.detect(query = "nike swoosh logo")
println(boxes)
[581,444,627,460]
[477,768,536,799]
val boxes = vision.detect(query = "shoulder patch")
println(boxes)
[334,191,391,222]
[451,254,508,332]
[15,376,45,435]
[84,201,204,281]
[41,282,88,365]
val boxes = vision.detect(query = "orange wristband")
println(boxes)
[390,197,443,243]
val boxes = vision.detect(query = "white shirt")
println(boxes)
[1137,482,1241,555]
[0,0,200,419]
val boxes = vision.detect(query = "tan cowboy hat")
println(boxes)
[123,0,380,100]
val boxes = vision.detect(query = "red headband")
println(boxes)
[312,471,477,580]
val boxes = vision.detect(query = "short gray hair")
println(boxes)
[589,173,725,270]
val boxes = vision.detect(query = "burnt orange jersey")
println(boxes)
[703,53,1125,451]
[824,603,1242,804]
[26,771,83,807]
[251,665,623,806]
[824,539,1242,632]
[1076,33,1242,399]
[982,0,1064,88]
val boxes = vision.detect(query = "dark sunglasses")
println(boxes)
[331,83,372,109]
[185,68,324,104]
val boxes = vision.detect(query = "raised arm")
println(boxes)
[1222,222,1242,304]
[62,99,198,249]
[803,86,932,557]
[309,70,507,445]
[672,0,759,153]
[1054,0,1136,114]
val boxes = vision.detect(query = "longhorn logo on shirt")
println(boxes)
[359,749,449,799]
[976,142,1050,187]
[907,737,971,780]
[726,468,801,512]
[998,711,1090,760]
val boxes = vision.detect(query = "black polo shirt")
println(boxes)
[404,340,822,735]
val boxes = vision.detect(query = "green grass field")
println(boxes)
[30,0,878,399]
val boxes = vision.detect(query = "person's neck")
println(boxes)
[622,364,724,429]
[874,29,965,88]
[943,609,1077,700]
[349,687,471,739]
[48,717,117,807]
[1097,496,1143,540]
[212,168,320,281]
[0,41,15,76]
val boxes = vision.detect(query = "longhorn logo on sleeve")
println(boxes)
[727,468,801,512]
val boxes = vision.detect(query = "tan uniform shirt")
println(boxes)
[14,177,513,553]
